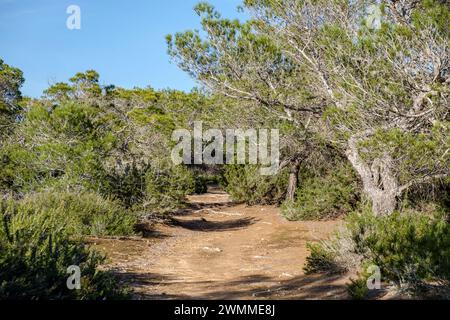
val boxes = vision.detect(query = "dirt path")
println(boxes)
[93,188,351,299]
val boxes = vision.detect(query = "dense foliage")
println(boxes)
[168,0,449,298]
[346,208,450,296]
[168,0,449,216]
[0,199,127,299]
[0,67,210,299]
[0,59,24,138]
[0,0,448,300]
[282,150,360,220]
[304,202,450,298]
[222,164,288,205]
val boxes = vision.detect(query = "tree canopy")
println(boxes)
[168,0,449,215]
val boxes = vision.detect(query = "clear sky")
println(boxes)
[0,0,246,97]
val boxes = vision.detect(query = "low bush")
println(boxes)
[18,192,136,237]
[104,162,147,209]
[222,164,288,205]
[193,175,209,194]
[346,208,450,295]
[347,277,370,300]
[305,206,450,298]
[0,199,127,299]
[281,162,359,220]
[303,243,343,275]
[144,163,195,213]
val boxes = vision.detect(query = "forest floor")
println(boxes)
[91,187,354,299]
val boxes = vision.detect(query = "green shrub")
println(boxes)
[191,174,222,194]
[0,200,127,299]
[193,175,208,194]
[346,208,450,294]
[0,101,117,195]
[304,205,450,297]
[222,164,288,205]
[144,163,195,213]
[346,261,379,300]
[281,163,359,220]
[347,277,370,300]
[18,192,136,237]
[104,162,147,209]
[303,243,343,275]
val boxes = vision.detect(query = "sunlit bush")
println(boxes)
[304,206,450,298]
[0,199,127,299]
[222,164,288,205]
[281,162,359,220]
[144,163,196,213]
[18,192,136,237]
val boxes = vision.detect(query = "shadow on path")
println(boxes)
[170,216,257,232]
[116,271,349,300]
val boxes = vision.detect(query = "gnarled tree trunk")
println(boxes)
[346,132,398,215]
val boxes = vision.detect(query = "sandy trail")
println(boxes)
[93,188,350,299]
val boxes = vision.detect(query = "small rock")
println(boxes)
[280,272,293,278]
[202,246,222,253]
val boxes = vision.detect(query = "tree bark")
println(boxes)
[286,159,301,202]
[346,132,398,215]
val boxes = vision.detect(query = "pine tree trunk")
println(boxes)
[346,133,398,215]
[286,160,301,202]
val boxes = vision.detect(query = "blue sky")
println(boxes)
[0,0,245,97]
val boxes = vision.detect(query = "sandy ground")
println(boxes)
[92,188,352,299]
